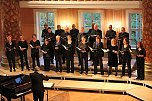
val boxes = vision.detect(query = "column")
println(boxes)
[1,0,21,66]
[142,0,152,63]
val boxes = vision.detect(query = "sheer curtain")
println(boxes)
[103,9,126,38]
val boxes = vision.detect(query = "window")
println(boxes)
[34,9,56,44]
[127,11,142,49]
[78,10,104,34]
[83,13,101,32]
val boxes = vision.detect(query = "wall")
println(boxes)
[57,8,78,29]
[20,8,129,42]
[20,8,34,43]
[142,0,152,63]
[0,1,2,48]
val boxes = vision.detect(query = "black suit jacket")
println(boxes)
[70,28,79,40]
[30,71,49,92]
[119,32,129,41]
[105,30,116,39]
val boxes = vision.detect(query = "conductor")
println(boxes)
[30,67,49,101]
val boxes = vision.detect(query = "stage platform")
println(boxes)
[0,68,152,101]
[0,55,152,101]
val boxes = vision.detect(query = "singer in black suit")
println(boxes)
[121,38,132,78]
[78,36,89,74]
[55,25,65,37]
[92,36,104,75]
[88,24,102,61]
[118,27,129,65]
[30,34,41,70]
[136,42,146,80]
[88,24,95,61]
[41,23,48,42]
[108,39,118,76]
[18,35,29,71]
[65,35,75,73]
[41,39,51,71]
[54,35,63,72]
[46,27,55,64]
[77,27,87,66]
[5,35,16,72]
[61,28,69,64]
[105,25,116,49]
[70,24,79,54]
[30,67,49,101]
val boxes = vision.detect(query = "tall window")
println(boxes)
[78,10,103,34]
[83,13,101,32]
[35,10,55,43]
[129,13,142,48]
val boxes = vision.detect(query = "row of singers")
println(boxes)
[41,24,129,64]
[5,33,146,79]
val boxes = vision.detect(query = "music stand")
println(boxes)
[43,82,55,101]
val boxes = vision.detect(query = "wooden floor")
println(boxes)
[0,55,152,101]
[8,90,139,101]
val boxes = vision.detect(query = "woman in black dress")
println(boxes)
[93,36,104,75]
[54,35,63,72]
[65,35,74,73]
[121,38,132,78]
[18,35,29,71]
[136,41,146,80]
[41,39,51,71]
[78,36,89,74]
[108,38,118,76]
[5,35,16,72]
[29,34,41,70]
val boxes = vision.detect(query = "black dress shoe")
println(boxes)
[10,70,12,72]
[118,62,122,65]
[14,69,16,72]
[88,59,92,61]
[136,78,140,80]
[80,71,83,74]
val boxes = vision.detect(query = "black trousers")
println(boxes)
[107,39,111,49]
[66,56,74,73]
[32,53,40,70]
[19,52,29,70]
[94,55,104,75]
[62,49,66,64]
[72,39,76,54]
[55,54,62,72]
[50,50,54,64]
[89,37,95,60]
[118,52,122,64]
[6,52,16,71]
[77,49,81,65]
[136,58,145,80]
[33,91,44,101]
[49,42,54,64]
[44,57,50,71]
[122,57,131,77]
[118,42,122,64]
[80,53,88,74]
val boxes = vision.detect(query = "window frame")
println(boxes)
[34,9,57,44]
[126,10,142,49]
[78,10,104,38]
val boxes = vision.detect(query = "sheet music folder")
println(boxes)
[43,82,55,88]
